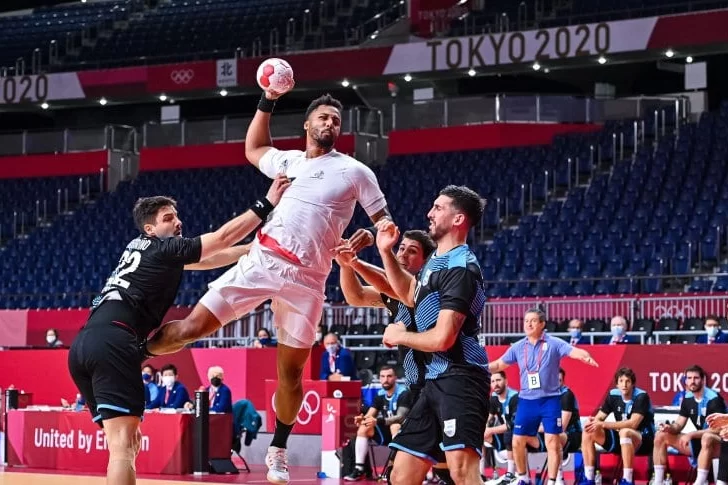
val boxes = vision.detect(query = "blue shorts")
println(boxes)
[513,396,561,436]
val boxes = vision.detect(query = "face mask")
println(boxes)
[258,338,271,346]
[326,344,338,355]
[707,327,719,338]
[612,326,625,337]
[210,377,222,387]
[569,329,581,339]
[142,373,152,382]
[46,335,56,344]
[315,332,323,342]
[162,376,175,388]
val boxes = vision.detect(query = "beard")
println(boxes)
[381,382,393,391]
[313,129,335,149]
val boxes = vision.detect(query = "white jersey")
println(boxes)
[257,147,387,275]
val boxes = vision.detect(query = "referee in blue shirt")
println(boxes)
[489,309,598,485]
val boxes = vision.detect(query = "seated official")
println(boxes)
[345,365,412,481]
[185,365,233,413]
[580,368,654,485]
[483,371,518,485]
[149,363,190,409]
[601,316,637,345]
[142,364,159,409]
[696,316,728,344]
[565,319,589,346]
[319,332,357,381]
[253,327,278,348]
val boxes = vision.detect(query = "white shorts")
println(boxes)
[199,243,326,348]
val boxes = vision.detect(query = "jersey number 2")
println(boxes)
[109,250,141,289]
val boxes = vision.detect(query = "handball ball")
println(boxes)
[256,58,294,94]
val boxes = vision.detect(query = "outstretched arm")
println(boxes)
[569,347,599,367]
[185,244,251,271]
[376,220,416,306]
[191,175,289,263]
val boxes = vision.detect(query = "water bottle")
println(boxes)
[594,470,602,485]
[664,474,673,485]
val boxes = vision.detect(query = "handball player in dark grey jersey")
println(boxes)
[67,175,290,485]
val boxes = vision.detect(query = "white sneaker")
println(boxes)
[265,446,289,485]
[555,479,566,485]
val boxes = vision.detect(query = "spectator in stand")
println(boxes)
[253,327,278,348]
[185,365,233,413]
[319,332,357,381]
[696,316,728,344]
[602,316,637,344]
[314,324,326,346]
[46,328,64,347]
[142,364,159,409]
[566,319,588,346]
[149,364,190,409]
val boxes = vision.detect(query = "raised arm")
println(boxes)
[193,175,290,262]
[384,309,465,352]
[376,220,416,306]
[245,89,287,168]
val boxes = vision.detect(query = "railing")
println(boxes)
[0,124,137,157]
[0,95,687,157]
[390,94,687,131]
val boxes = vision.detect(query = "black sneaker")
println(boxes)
[344,468,367,481]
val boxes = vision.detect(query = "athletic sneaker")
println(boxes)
[344,468,367,481]
[618,479,634,485]
[265,446,289,484]
[486,472,517,485]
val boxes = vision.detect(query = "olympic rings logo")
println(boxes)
[170,69,195,84]
[271,390,321,425]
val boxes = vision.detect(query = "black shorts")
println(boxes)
[390,372,490,463]
[68,301,145,426]
[374,424,393,445]
[564,431,582,453]
[602,429,654,456]
[718,440,728,482]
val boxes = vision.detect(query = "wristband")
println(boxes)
[250,198,275,220]
[257,93,276,113]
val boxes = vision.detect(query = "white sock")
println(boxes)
[557,469,564,481]
[508,460,516,474]
[585,466,595,480]
[695,469,709,485]
[518,473,530,483]
[623,468,633,482]
[354,436,368,469]
[654,465,666,485]
[717,481,728,485]
[548,480,556,485]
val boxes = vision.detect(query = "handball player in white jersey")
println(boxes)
[144,87,391,484]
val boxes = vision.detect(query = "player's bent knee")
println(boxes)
[701,432,718,445]
[108,446,137,472]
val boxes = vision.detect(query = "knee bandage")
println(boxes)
[108,448,137,472]
[620,438,634,446]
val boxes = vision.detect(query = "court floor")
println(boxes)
[0,465,352,485]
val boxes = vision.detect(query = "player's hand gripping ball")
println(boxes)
[256,58,295,94]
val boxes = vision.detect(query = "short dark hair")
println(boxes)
[133,196,177,233]
[403,229,436,259]
[705,315,720,325]
[494,371,507,379]
[525,308,546,323]
[304,94,343,120]
[257,327,272,338]
[685,364,707,379]
[379,364,396,374]
[439,185,486,229]
[559,368,566,378]
[161,364,178,375]
[142,364,155,373]
[614,367,636,385]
